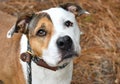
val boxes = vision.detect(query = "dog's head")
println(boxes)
[7,3,89,67]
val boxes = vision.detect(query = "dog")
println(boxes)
[5,3,89,84]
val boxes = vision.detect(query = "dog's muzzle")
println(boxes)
[56,35,77,59]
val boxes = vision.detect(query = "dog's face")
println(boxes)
[7,3,89,67]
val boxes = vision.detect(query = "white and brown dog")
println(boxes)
[6,3,89,84]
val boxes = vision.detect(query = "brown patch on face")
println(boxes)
[29,15,54,57]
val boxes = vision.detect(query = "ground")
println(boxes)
[0,0,120,84]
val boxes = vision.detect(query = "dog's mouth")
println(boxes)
[62,51,78,59]
[59,49,78,62]
[57,50,78,65]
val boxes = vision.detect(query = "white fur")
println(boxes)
[20,35,28,84]
[32,61,73,84]
[20,7,81,84]
[7,25,16,38]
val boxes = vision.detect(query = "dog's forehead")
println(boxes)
[43,7,74,17]
[42,7,75,23]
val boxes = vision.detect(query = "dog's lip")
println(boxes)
[58,51,78,63]
[62,52,78,59]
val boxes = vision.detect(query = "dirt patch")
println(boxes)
[0,0,120,84]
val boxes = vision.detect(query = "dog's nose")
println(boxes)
[56,35,73,50]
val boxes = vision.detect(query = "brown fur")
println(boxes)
[29,17,54,56]
[0,11,25,84]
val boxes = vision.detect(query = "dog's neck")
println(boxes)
[20,35,73,84]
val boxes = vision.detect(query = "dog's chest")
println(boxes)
[31,61,73,84]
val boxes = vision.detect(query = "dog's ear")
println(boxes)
[7,12,35,38]
[60,3,89,16]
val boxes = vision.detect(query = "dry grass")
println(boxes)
[0,0,120,84]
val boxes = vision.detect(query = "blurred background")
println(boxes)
[0,0,120,84]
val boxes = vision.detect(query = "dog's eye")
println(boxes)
[36,29,47,37]
[64,20,73,27]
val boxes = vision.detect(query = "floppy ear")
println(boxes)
[60,3,89,16]
[7,12,35,38]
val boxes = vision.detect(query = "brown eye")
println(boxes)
[64,20,73,27]
[36,29,47,37]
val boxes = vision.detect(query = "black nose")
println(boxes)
[56,35,73,50]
